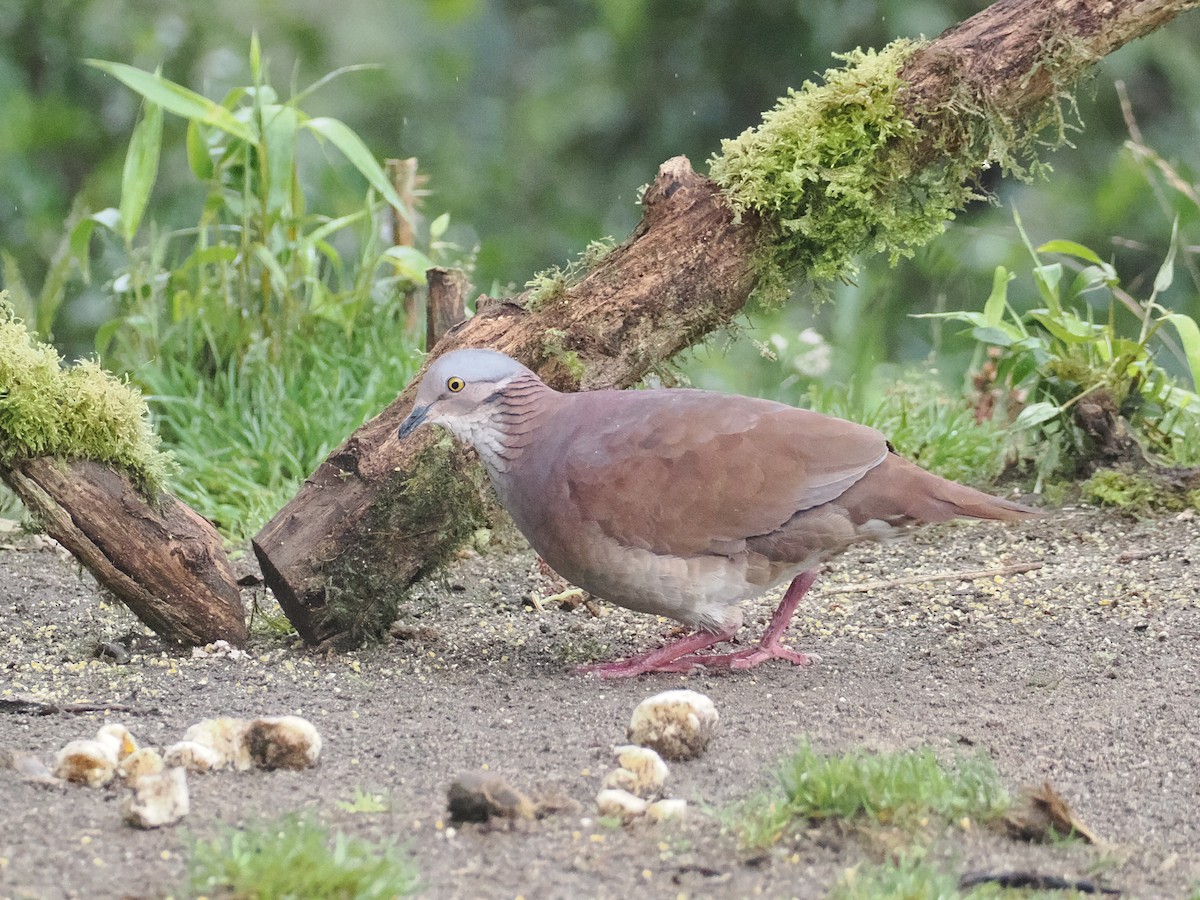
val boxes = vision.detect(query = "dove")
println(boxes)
[399,348,1037,677]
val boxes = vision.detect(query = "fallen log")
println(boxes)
[5,458,247,646]
[1,303,246,647]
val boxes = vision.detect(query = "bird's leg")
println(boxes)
[575,623,739,678]
[655,570,820,672]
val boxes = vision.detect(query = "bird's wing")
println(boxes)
[559,389,888,558]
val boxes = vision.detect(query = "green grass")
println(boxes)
[805,377,1010,488]
[738,739,1010,847]
[188,814,419,899]
[139,317,421,541]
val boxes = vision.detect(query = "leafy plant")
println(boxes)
[53,38,473,537]
[921,211,1200,488]
[75,34,466,371]
[188,814,419,899]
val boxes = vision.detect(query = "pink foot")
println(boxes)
[576,625,736,678]
[654,642,819,673]
[576,569,821,678]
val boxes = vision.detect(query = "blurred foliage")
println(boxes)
[2,1,1200,360]
[2,0,1198,372]
[34,38,468,538]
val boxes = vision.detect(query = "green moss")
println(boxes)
[525,237,617,310]
[318,436,486,645]
[540,328,586,381]
[709,40,1069,299]
[0,297,173,493]
[1081,467,1199,514]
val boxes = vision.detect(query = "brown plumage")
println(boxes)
[400,349,1038,677]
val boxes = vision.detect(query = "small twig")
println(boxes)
[1117,548,1167,563]
[960,871,1119,895]
[0,696,149,716]
[825,562,1043,595]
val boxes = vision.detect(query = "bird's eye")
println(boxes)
[446,376,465,393]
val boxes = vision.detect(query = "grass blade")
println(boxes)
[1161,312,1200,391]
[302,116,411,222]
[86,59,256,142]
[119,97,163,243]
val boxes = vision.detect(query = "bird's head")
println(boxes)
[398,348,535,439]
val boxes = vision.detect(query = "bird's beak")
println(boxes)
[398,404,430,439]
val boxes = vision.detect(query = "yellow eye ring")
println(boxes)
[446,376,465,393]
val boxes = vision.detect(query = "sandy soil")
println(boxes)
[1,506,1198,899]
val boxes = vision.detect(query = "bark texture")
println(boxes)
[426,267,470,349]
[255,0,1198,645]
[5,458,247,646]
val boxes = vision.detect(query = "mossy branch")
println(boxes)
[710,0,1200,298]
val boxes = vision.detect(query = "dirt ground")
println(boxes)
[1,505,1199,900]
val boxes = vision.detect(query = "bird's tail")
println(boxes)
[841,452,1040,526]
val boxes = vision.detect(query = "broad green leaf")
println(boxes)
[983,265,1014,327]
[1004,351,1040,387]
[1029,310,1103,344]
[1036,239,1105,266]
[429,211,451,241]
[970,325,1019,347]
[119,97,163,242]
[382,245,434,283]
[1011,401,1062,431]
[1031,263,1063,315]
[1161,312,1200,391]
[1067,265,1116,302]
[261,104,300,217]
[302,117,411,221]
[186,121,214,179]
[1152,218,1179,297]
[86,59,255,142]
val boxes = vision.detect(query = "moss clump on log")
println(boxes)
[0,297,174,494]
[709,39,1071,298]
[317,436,487,645]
